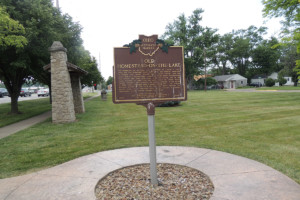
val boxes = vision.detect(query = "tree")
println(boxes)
[279,43,299,85]
[0,0,92,113]
[262,0,300,80]
[262,0,299,28]
[215,33,234,75]
[0,6,28,111]
[106,76,113,86]
[31,12,84,90]
[185,9,204,89]
[197,27,219,91]
[0,6,27,48]
[251,37,282,74]
[0,0,61,113]
[228,34,251,76]
[163,12,194,88]
[163,8,219,89]
[228,26,268,77]
[77,48,103,87]
[163,13,189,48]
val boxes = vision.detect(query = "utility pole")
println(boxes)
[99,52,102,74]
[204,48,207,92]
[56,0,59,9]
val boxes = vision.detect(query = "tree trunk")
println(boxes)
[187,76,193,90]
[222,62,227,75]
[10,94,20,114]
[3,78,23,114]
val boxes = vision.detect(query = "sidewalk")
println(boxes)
[0,146,299,200]
[0,111,51,139]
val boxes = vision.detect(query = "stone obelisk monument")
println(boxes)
[49,41,76,123]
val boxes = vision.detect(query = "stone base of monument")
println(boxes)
[94,163,214,199]
[101,90,107,101]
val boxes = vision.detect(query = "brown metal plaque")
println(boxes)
[113,35,187,104]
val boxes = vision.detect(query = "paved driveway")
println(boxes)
[0,94,48,104]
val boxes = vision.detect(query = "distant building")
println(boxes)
[251,72,294,86]
[107,84,112,91]
[213,74,247,89]
[251,74,267,86]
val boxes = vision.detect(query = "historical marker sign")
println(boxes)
[113,35,186,186]
[113,35,187,104]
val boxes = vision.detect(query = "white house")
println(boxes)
[251,72,295,86]
[213,74,247,89]
[251,74,267,86]
[268,72,294,86]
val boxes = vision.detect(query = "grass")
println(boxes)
[0,98,51,128]
[82,91,100,99]
[0,92,98,128]
[0,91,299,184]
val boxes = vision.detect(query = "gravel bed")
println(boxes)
[95,163,214,199]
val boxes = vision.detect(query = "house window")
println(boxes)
[241,81,244,84]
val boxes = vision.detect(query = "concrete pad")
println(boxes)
[4,174,97,200]
[210,170,300,200]
[0,146,299,200]
[157,146,212,165]
[0,173,37,200]
[186,150,274,176]
[94,147,150,166]
[39,153,121,178]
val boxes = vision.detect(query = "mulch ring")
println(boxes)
[95,163,214,199]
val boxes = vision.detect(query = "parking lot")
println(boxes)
[0,94,48,104]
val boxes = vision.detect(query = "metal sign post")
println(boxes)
[146,102,158,185]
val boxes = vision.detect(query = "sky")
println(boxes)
[58,0,282,80]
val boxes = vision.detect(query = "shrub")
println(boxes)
[157,101,181,107]
[278,77,287,86]
[265,78,275,87]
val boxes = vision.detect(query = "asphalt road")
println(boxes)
[0,94,49,104]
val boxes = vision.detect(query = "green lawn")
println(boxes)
[0,98,51,128]
[0,92,98,128]
[0,91,299,184]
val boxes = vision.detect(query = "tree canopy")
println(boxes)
[262,0,299,28]
[262,0,300,80]
[162,8,220,89]
[0,0,102,114]
[0,6,27,48]
[162,7,299,88]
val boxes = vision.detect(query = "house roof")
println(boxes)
[43,62,88,76]
[213,74,247,82]
[194,74,212,81]
[252,74,267,79]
